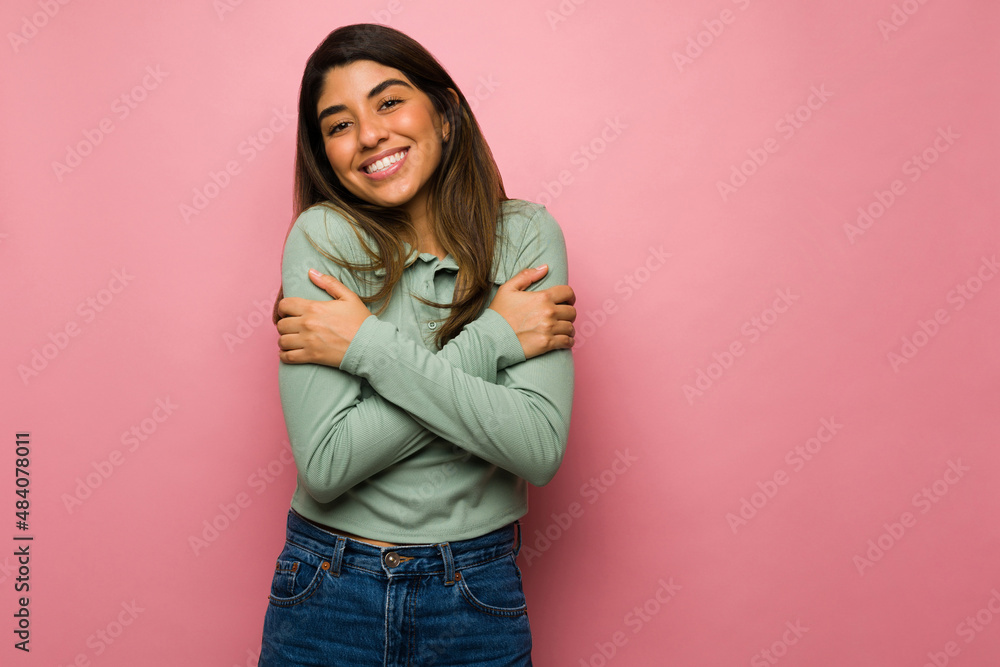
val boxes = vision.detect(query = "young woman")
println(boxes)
[259,23,576,666]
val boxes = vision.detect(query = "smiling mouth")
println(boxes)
[362,148,409,175]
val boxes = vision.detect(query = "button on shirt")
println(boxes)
[278,199,575,543]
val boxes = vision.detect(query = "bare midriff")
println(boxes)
[299,514,404,547]
[333,528,402,548]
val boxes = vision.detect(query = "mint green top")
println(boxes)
[278,199,575,543]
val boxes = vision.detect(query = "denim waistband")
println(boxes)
[284,508,522,582]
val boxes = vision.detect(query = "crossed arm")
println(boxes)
[277,205,575,504]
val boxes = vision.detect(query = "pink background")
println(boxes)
[2,1,999,665]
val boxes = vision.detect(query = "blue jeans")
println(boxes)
[259,508,532,666]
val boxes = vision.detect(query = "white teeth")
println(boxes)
[364,150,406,174]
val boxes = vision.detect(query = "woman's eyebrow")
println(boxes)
[317,79,413,122]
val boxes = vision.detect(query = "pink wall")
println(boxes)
[2,0,998,664]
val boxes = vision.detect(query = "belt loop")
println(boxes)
[437,542,456,586]
[328,536,347,577]
[513,520,522,558]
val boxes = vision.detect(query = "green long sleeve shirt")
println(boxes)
[278,199,575,543]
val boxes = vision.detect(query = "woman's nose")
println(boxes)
[356,111,389,147]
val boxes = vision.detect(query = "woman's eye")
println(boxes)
[324,98,402,136]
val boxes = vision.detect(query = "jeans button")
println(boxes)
[385,551,400,568]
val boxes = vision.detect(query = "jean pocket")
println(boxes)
[456,553,527,618]
[267,540,328,607]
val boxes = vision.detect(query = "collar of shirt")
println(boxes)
[371,240,509,285]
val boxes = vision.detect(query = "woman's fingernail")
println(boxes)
[309,268,321,279]
[535,264,548,271]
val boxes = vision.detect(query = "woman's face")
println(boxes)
[316,60,450,218]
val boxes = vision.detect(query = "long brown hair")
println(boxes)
[272,23,509,350]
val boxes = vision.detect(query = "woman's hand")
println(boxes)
[489,265,577,359]
[274,269,373,368]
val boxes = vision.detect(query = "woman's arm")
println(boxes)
[279,206,539,503]
[279,268,543,376]
[338,205,574,487]
[278,340,508,504]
